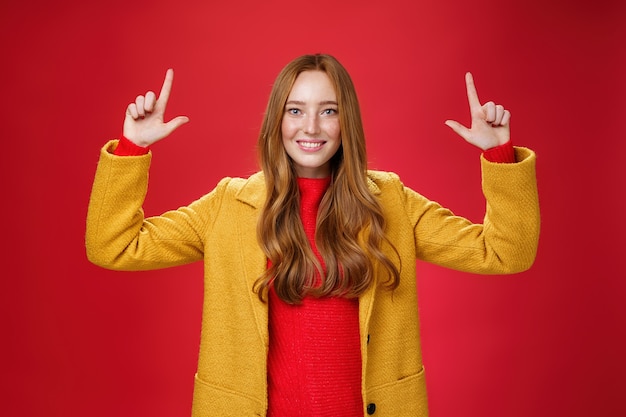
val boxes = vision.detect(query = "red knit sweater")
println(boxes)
[267,177,363,417]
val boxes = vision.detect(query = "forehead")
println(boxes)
[288,70,336,99]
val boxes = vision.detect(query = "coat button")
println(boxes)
[367,403,376,415]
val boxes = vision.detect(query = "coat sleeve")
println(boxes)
[403,146,540,274]
[85,140,229,271]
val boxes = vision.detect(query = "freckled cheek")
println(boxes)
[281,120,296,141]
[324,121,341,141]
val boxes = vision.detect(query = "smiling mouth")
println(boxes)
[297,140,325,149]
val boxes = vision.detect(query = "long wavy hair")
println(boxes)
[255,54,400,304]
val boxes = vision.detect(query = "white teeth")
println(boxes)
[299,142,323,149]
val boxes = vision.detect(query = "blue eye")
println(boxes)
[287,108,301,115]
[323,109,337,115]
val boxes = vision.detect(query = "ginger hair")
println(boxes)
[255,54,400,303]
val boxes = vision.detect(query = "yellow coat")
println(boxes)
[86,140,539,417]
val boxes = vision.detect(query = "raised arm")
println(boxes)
[405,73,539,273]
[86,70,205,270]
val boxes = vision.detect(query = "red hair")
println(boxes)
[255,54,400,303]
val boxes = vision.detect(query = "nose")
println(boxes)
[303,113,320,135]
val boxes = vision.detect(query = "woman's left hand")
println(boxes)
[445,72,510,150]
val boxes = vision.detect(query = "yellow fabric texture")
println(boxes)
[86,140,539,417]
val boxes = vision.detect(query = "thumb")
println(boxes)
[163,116,190,136]
[444,119,470,141]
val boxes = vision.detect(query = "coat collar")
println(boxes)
[235,172,265,208]
[235,171,382,209]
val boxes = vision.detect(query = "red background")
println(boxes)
[2,1,625,416]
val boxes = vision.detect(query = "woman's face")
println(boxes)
[281,70,341,178]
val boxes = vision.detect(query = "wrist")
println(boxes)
[114,135,150,156]
[483,140,515,163]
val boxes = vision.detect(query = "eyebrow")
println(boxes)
[285,100,338,106]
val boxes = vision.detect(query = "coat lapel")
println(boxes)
[235,172,270,346]
[360,173,382,332]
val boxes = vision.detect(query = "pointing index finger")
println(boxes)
[157,68,175,107]
[465,72,482,111]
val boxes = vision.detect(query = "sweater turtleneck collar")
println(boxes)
[297,176,331,208]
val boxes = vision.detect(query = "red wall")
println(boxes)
[2,1,625,416]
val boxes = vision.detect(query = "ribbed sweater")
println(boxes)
[267,177,363,417]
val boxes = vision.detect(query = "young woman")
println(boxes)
[86,54,539,417]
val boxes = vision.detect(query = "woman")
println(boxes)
[86,54,539,416]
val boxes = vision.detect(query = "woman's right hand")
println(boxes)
[123,68,189,147]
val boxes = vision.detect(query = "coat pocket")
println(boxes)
[191,373,265,417]
[364,366,429,416]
